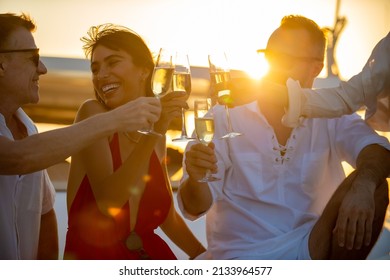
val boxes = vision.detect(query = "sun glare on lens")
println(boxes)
[230,51,269,80]
[244,54,269,80]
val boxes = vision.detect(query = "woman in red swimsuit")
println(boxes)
[64,24,205,260]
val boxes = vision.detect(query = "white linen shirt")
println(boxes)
[0,108,55,259]
[179,101,390,260]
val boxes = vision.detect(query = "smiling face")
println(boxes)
[91,45,149,109]
[0,27,47,109]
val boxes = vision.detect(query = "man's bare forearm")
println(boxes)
[0,112,117,175]
[354,144,390,192]
[179,178,213,217]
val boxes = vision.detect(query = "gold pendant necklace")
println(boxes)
[125,231,150,259]
[125,231,143,251]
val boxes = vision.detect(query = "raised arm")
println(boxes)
[282,32,390,129]
[0,97,160,175]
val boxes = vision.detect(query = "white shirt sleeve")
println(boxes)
[282,32,390,131]
[41,169,56,215]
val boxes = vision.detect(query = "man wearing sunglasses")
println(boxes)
[0,13,161,259]
[281,32,390,131]
[217,33,390,132]
[179,15,390,259]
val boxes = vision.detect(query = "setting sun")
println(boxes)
[231,52,270,80]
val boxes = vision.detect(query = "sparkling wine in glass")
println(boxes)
[194,99,220,182]
[208,52,242,139]
[172,52,195,142]
[138,48,174,137]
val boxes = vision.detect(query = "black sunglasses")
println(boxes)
[0,48,40,67]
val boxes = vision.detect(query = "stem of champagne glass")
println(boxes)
[224,105,234,133]
[180,108,188,138]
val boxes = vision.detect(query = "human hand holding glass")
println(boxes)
[194,99,220,182]
[208,52,243,139]
[138,48,174,137]
[172,52,195,141]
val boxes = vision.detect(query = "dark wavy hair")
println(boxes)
[81,24,154,101]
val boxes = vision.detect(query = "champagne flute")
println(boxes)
[172,52,195,142]
[194,99,220,182]
[208,52,243,139]
[138,48,174,137]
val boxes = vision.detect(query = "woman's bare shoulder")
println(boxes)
[75,99,108,122]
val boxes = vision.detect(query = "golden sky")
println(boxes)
[1,0,389,79]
